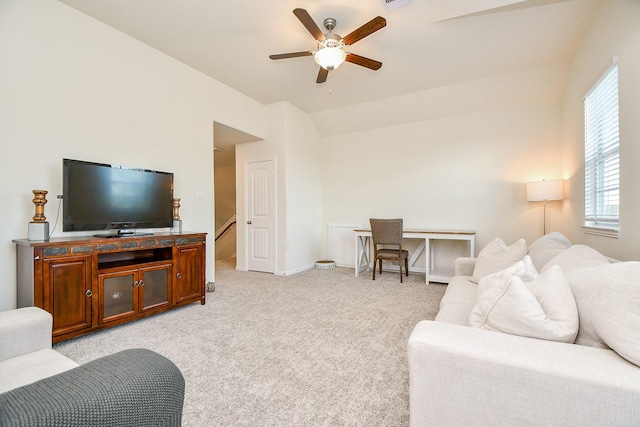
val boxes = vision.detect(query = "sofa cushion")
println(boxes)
[435,257,534,327]
[434,275,478,325]
[454,257,477,277]
[563,261,640,366]
[527,232,572,272]
[468,264,578,343]
[0,348,79,393]
[470,238,527,284]
[443,257,536,328]
[540,244,609,273]
[0,307,53,362]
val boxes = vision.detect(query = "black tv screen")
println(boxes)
[63,158,173,235]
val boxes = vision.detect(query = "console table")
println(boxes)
[354,229,476,284]
[14,232,206,343]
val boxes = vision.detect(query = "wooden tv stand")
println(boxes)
[14,232,206,343]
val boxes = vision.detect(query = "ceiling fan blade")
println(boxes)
[342,16,386,46]
[345,53,382,71]
[269,51,313,60]
[316,67,329,84]
[293,8,325,41]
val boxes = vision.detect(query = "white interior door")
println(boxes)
[245,159,276,273]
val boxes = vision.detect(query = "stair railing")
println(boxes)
[215,215,236,242]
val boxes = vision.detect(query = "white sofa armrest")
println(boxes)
[0,307,52,362]
[454,257,476,276]
[408,320,640,427]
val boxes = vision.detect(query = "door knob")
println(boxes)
[247,221,252,224]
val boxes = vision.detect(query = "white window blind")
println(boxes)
[584,63,619,228]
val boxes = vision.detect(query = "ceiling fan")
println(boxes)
[269,8,386,84]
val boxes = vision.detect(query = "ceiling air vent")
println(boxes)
[383,0,411,11]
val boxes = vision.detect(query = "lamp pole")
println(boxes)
[527,179,563,237]
[543,199,548,235]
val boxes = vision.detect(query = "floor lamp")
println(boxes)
[527,179,563,235]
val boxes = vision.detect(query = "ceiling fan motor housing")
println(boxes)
[319,33,343,48]
[323,17,337,32]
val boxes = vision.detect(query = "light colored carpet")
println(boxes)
[55,260,446,426]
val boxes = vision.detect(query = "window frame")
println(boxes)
[582,61,620,238]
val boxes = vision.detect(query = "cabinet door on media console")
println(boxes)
[175,243,205,304]
[99,263,171,323]
[42,255,93,337]
[140,265,172,311]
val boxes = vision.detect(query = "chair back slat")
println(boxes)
[369,218,403,246]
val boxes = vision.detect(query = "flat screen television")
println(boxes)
[63,158,174,237]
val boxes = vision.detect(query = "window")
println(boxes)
[583,63,619,237]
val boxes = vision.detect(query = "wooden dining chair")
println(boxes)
[369,218,409,283]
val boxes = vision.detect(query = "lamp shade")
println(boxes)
[314,47,346,71]
[527,179,563,202]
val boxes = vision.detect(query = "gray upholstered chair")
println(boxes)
[369,218,409,283]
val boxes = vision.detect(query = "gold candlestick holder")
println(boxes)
[29,190,49,241]
[32,190,48,222]
[172,198,181,221]
[171,198,182,233]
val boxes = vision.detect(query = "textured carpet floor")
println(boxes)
[55,260,446,426]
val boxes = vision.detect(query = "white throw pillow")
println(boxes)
[540,244,609,274]
[469,265,578,343]
[470,238,527,284]
[475,256,538,299]
[527,232,572,272]
[563,261,640,366]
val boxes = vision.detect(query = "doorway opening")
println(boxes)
[213,122,261,271]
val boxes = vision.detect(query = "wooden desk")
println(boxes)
[354,229,476,284]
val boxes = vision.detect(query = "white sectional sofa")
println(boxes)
[408,233,640,426]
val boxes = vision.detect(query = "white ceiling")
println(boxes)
[57,0,601,117]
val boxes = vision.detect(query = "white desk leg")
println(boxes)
[469,236,475,257]
[361,237,370,272]
[430,239,437,276]
[408,240,425,270]
[354,236,370,277]
[355,235,360,277]
[425,238,431,284]
[407,239,427,282]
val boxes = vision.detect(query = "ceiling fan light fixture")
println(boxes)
[314,46,346,71]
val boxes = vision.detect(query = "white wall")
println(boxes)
[236,103,287,273]
[214,162,236,260]
[320,67,566,260]
[214,163,236,232]
[561,0,640,261]
[311,63,569,137]
[235,102,323,275]
[284,103,323,273]
[0,0,265,310]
